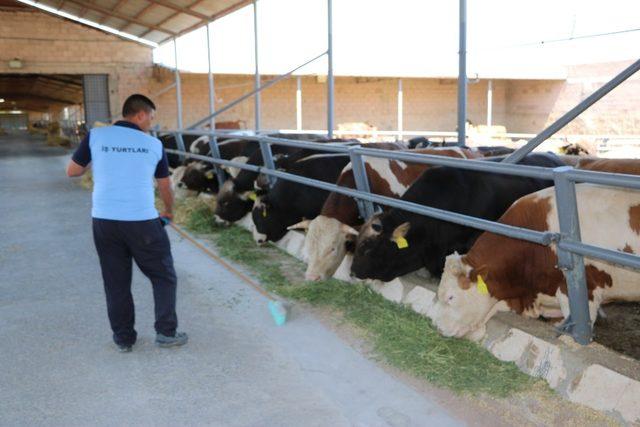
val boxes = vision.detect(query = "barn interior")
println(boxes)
[0,73,84,134]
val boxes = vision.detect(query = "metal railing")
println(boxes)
[155,127,640,345]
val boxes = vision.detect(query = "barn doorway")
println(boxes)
[0,73,111,145]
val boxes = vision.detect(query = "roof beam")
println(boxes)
[2,93,79,105]
[59,0,178,37]
[143,0,210,21]
[98,0,126,24]
[157,0,252,44]
[138,8,184,38]
[120,1,159,31]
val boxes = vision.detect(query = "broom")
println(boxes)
[162,217,289,326]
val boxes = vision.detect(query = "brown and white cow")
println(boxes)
[430,183,640,341]
[576,158,640,175]
[289,147,481,281]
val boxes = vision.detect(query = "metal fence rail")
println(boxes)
[161,129,640,345]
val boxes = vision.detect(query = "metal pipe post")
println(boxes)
[259,138,276,187]
[457,0,467,146]
[296,76,302,131]
[204,24,225,187]
[207,134,226,188]
[173,131,186,163]
[504,58,640,164]
[397,78,403,141]
[253,0,261,133]
[327,0,334,138]
[553,166,592,345]
[206,23,216,131]
[348,148,374,219]
[173,38,183,129]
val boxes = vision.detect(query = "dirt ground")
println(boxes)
[594,302,640,360]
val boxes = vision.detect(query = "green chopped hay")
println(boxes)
[80,169,93,190]
[172,197,535,396]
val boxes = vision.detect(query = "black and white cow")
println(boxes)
[215,146,328,223]
[171,138,264,195]
[350,153,566,281]
[160,134,217,169]
[215,141,405,224]
[251,154,351,244]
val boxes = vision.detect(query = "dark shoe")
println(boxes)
[117,344,133,353]
[155,332,188,348]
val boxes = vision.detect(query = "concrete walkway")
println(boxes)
[0,135,463,427]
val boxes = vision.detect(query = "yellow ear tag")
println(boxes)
[476,275,489,295]
[394,236,409,249]
[262,208,267,218]
[205,171,214,179]
[248,192,257,201]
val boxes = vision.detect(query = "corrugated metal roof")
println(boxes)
[7,0,251,46]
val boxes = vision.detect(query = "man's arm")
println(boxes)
[157,177,174,219]
[66,159,88,177]
[67,133,91,177]
[155,149,173,218]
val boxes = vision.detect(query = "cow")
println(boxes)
[350,153,566,282]
[576,158,640,175]
[215,146,326,223]
[216,142,404,224]
[430,183,640,341]
[251,154,351,244]
[170,138,267,195]
[160,134,219,169]
[288,147,482,281]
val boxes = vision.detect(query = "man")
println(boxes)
[67,94,187,352]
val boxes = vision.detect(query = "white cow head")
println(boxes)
[429,253,498,341]
[170,166,196,199]
[288,215,358,281]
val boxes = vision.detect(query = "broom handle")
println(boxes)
[168,222,276,302]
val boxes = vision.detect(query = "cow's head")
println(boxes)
[350,214,422,282]
[181,162,219,194]
[250,196,289,244]
[170,166,197,199]
[251,197,268,245]
[288,215,358,281]
[214,179,255,223]
[429,253,498,341]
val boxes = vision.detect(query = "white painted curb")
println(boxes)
[233,216,640,423]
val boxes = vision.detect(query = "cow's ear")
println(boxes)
[288,219,311,231]
[391,222,410,240]
[341,224,359,236]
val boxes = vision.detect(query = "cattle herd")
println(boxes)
[162,133,640,342]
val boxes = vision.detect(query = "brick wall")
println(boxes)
[3,10,638,136]
[153,66,639,136]
[504,60,640,135]
[0,9,153,122]
[150,74,510,132]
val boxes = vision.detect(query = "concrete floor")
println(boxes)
[0,135,464,427]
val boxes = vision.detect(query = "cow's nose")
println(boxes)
[257,238,266,245]
[305,273,322,282]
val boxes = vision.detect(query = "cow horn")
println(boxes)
[341,224,359,236]
[288,220,311,231]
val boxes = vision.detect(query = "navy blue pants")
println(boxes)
[92,218,178,346]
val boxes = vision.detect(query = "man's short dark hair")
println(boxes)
[122,94,156,117]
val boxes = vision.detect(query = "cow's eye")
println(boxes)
[447,295,455,304]
[372,223,382,232]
